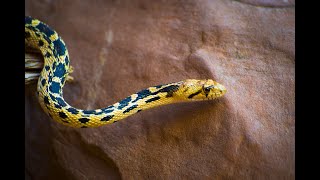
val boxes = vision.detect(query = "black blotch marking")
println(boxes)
[55,104,61,109]
[103,105,114,109]
[53,63,66,78]
[43,35,52,44]
[35,21,55,39]
[67,107,79,114]
[123,104,138,114]
[158,85,180,97]
[48,73,53,83]
[52,62,56,70]
[45,52,52,58]
[93,111,104,115]
[188,90,202,99]
[131,85,179,103]
[38,40,44,47]
[61,77,65,84]
[41,79,46,86]
[49,94,56,101]
[56,97,67,107]
[25,31,31,39]
[102,107,114,114]
[137,109,142,113]
[81,126,88,128]
[83,110,96,114]
[79,118,90,124]
[44,96,50,104]
[59,112,68,119]
[45,66,50,71]
[101,115,114,121]
[48,113,52,118]
[145,96,160,103]
[65,56,69,65]
[118,96,131,110]
[25,25,38,33]
[132,89,152,103]
[154,84,165,89]
[53,38,66,56]
[49,82,61,94]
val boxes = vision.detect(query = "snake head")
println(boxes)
[177,79,226,101]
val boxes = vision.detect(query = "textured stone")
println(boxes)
[236,0,294,7]
[25,0,295,179]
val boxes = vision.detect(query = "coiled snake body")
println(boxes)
[25,16,227,128]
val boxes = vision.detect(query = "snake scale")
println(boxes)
[25,16,227,128]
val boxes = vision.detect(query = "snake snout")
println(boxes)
[216,83,227,96]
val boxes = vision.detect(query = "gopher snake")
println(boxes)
[25,16,227,128]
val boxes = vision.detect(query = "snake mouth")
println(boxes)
[187,90,226,101]
[208,91,225,100]
[189,97,220,101]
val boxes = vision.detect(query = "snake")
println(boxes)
[25,16,227,128]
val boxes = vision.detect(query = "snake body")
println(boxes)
[25,16,227,128]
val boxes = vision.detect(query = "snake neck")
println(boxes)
[38,82,182,128]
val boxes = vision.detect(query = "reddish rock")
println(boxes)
[25,0,294,179]
[236,0,294,7]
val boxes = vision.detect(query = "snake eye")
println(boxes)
[203,86,214,93]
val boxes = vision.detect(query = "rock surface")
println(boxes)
[25,0,295,179]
